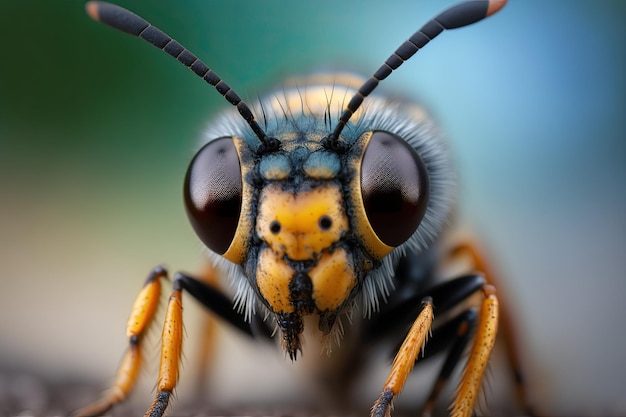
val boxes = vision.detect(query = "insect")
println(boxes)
[76,1,532,416]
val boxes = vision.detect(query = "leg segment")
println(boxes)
[420,308,478,416]
[144,278,184,417]
[371,298,434,417]
[142,271,277,417]
[449,241,536,415]
[365,273,486,346]
[366,272,499,417]
[174,272,274,339]
[75,267,272,417]
[73,266,167,417]
[451,285,498,417]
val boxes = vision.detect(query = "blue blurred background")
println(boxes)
[1,0,624,415]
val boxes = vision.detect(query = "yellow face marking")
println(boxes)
[256,248,294,313]
[256,183,348,261]
[309,248,356,312]
[254,182,356,315]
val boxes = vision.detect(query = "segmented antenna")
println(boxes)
[326,0,507,148]
[85,2,279,152]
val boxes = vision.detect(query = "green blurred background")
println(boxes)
[1,0,625,415]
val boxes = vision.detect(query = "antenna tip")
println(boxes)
[85,1,101,21]
[84,1,149,36]
[486,0,508,17]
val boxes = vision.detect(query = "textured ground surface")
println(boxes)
[0,371,439,417]
[0,372,91,417]
[0,367,530,417]
[0,371,360,417]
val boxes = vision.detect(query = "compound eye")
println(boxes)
[360,131,429,247]
[184,137,242,255]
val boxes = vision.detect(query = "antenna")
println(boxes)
[85,2,280,152]
[326,0,507,148]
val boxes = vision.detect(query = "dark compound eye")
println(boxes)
[184,137,242,254]
[360,131,429,247]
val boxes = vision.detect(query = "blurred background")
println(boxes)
[1,0,624,415]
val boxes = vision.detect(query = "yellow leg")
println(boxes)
[420,313,475,417]
[450,241,535,414]
[74,266,166,417]
[451,285,499,417]
[144,277,184,417]
[371,299,434,417]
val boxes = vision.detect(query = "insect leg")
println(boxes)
[385,275,491,415]
[449,241,536,415]
[144,269,275,417]
[420,308,478,416]
[370,298,434,417]
[174,272,273,338]
[367,273,497,417]
[451,285,498,417]
[144,277,184,417]
[73,266,167,417]
[190,265,271,396]
[365,274,486,342]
